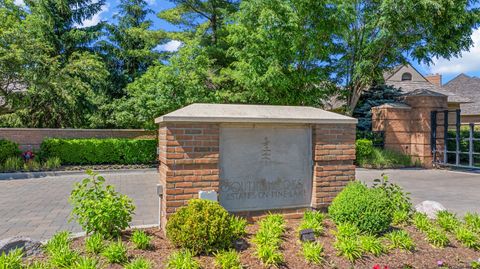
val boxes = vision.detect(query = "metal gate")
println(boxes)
[431,109,480,169]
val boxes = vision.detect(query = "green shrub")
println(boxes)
[372,176,412,216]
[0,139,20,163]
[125,257,153,269]
[392,210,410,226]
[84,233,104,254]
[69,170,135,238]
[43,157,62,170]
[298,211,325,236]
[131,230,152,250]
[102,240,128,264]
[72,256,98,269]
[214,250,242,269]
[166,199,246,255]
[356,139,374,159]
[328,181,393,235]
[384,230,415,252]
[166,250,201,269]
[436,211,460,232]
[301,242,324,265]
[454,226,480,250]
[40,138,157,165]
[2,157,23,171]
[359,235,385,256]
[0,248,23,269]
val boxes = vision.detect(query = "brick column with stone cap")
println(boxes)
[156,104,357,228]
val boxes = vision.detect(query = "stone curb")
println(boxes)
[0,168,158,180]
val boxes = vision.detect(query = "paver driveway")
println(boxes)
[0,170,159,241]
[357,168,480,216]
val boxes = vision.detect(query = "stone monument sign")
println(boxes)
[156,103,357,227]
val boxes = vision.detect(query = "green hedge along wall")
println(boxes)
[40,138,158,165]
[0,139,20,162]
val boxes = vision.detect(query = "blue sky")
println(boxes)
[66,0,480,84]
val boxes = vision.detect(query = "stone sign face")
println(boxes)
[219,126,312,211]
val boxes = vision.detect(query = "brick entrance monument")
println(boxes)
[155,104,357,228]
[371,89,449,168]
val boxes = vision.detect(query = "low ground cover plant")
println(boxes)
[0,156,61,172]
[301,241,324,265]
[436,211,460,232]
[41,138,157,165]
[464,212,480,232]
[333,223,363,262]
[454,226,480,250]
[69,170,135,238]
[254,214,286,267]
[298,210,325,236]
[84,233,105,254]
[359,235,385,256]
[74,256,99,269]
[131,230,152,250]
[384,230,415,252]
[125,257,152,269]
[214,250,242,269]
[355,139,415,168]
[166,199,246,255]
[0,248,23,269]
[166,250,201,269]
[102,240,128,264]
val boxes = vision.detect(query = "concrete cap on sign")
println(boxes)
[155,103,357,124]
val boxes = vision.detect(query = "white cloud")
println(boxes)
[156,40,182,52]
[77,2,109,28]
[14,0,25,6]
[146,0,155,5]
[428,29,480,74]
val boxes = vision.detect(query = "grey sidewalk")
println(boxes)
[0,170,159,241]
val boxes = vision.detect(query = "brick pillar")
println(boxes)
[311,124,356,209]
[158,123,220,230]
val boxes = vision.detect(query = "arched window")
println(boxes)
[401,72,412,81]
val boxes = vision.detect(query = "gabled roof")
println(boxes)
[443,74,480,115]
[155,103,357,124]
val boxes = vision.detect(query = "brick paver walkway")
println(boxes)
[0,170,159,241]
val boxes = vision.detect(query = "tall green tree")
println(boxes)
[335,0,480,114]
[100,0,164,98]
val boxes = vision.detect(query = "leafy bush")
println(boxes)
[69,170,135,238]
[0,248,23,269]
[40,138,157,165]
[84,233,105,254]
[0,139,20,163]
[214,250,242,269]
[2,157,23,171]
[166,199,246,254]
[102,240,128,264]
[166,250,201,269]
[73,256,99,269]
[131,230,152,250]
[328,181,393,235]
[301,242,324,265]
[384,230,415,252]
[356,139,374,160]
[298,211,325,236]
[125,257,153,269]
[359,235,385,256]
[436,211,460,232]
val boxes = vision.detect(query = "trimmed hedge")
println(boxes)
[40,138,157,165]
[0,139,20,162]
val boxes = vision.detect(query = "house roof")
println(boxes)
[155,103,357,124]
[384,64,471,104]
[443,74,480,115]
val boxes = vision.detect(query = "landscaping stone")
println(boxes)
[0,237,43,256]
[415,200,447,219]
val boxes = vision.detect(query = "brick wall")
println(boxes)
[158,123,220,229]
[0,128,155,150]
[311,124,356,209]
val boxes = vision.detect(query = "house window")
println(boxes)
[401,72,412,81]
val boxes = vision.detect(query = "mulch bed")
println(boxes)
[54,219,480,269]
